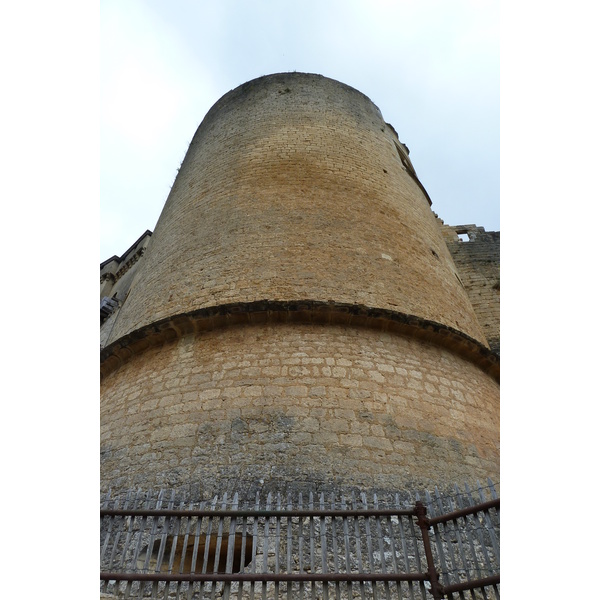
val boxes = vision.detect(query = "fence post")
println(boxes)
[414,501,444,600]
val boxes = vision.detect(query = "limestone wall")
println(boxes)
[437,222,500,354]
[104,73,487,348]
[100,231,152,347]
[100,73,499,500]
[101,322,499,499]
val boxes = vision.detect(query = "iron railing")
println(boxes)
[101,481,499,599]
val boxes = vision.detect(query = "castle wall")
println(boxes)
[100,73,499,500]
[100,230,152,347]
[437,223,500,354]
[104,73,487,348]
[101,322,499,498]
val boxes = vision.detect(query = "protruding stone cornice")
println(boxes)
[100,230,153,281]
[100,300,500,383]
[113,247,146,281]
[100,272,116,284]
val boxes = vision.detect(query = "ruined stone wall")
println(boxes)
[437,222,500,354]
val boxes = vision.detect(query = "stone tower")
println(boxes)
[100,73,499,500]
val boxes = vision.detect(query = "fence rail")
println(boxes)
[101,481,499,599]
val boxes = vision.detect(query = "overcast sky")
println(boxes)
[4,4,600,589]
[100,0,499,261]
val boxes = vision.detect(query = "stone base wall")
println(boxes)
[101,322,499,500]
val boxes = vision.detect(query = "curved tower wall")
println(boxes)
[105,73,487,346]
[101,73,499,498]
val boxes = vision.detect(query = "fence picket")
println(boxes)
[286,494,293,600]
[274,493,281,600]
[408,493,429,600]
[361,492,379,600]
[100,488,116,569]
[320,493,329,600]
[109,489,136,577]
[222,492,239,600]
[109,490,140,590]
[298,492,305,600]
[172,497,190,600]
[340,496,353,599]
[262,492,272,600]
[136,489,165,599]
[377,495,402,600]
[237,497,250,600]
[330,493,341,600]
[351,492,367,600]
[309,491,316,600]
[393,493,415,600]
[372,494,392,600]
[124,490,152,599]
[186,499,206,600]
[152,489,176,600]
[210,493,228,600]
[100,491,118,597]
[249,492,260,600]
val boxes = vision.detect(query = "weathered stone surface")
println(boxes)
[103,73,487,349]
[100,73,500,502]
[437,221,500,355]
[101,323,499,499]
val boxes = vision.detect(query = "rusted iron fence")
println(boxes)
[101,480,499,599]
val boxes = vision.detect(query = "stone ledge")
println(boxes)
[100,300,499,382]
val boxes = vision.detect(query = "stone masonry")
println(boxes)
[100,73,499,502]
[437,220,500,355]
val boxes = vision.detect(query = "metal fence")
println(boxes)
[101,481,499,599]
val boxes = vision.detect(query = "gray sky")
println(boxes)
[101,0,499,261]
[4,5,599,588]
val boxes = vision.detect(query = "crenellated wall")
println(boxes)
[437,221,500,355]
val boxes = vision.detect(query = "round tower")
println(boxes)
[101,73,499,498]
